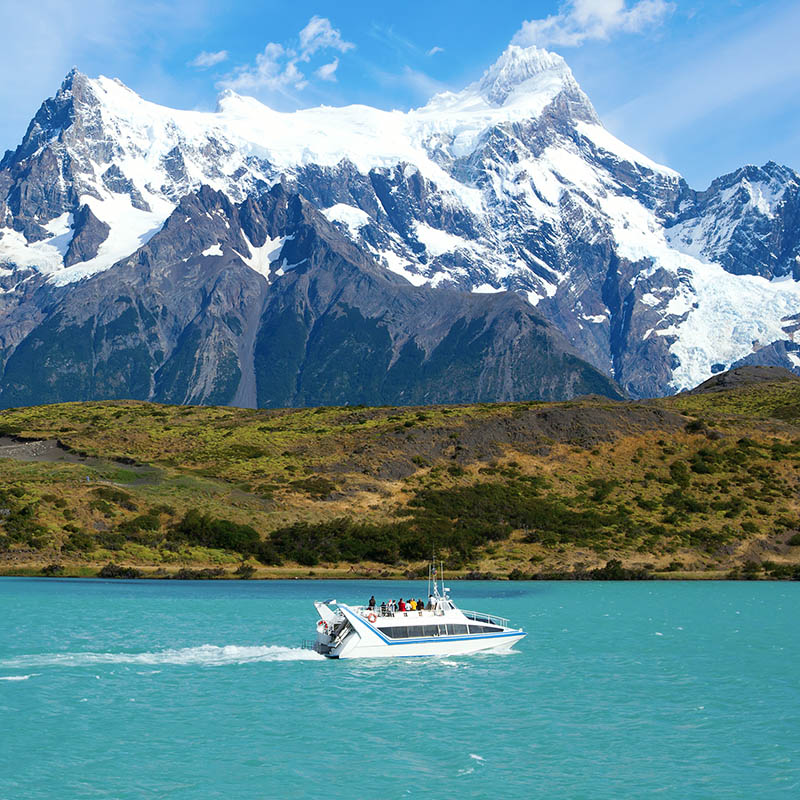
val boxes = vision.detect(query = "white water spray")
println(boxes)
[0,644,324,669]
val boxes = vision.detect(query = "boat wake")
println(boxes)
[0,673,39,681]
[0,644,324,669]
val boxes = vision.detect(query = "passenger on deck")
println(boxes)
[417,598,426,613]
[368,595,376,610]
[427,596,434,610]
[408,599,416,611]
[399,599,406,612]
[380,601,387,616]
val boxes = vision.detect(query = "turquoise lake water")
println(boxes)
[1,578,798,799]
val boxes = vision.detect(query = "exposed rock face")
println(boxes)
[666,163,800,280]
[64,204,110,266]
[0,45,798,406]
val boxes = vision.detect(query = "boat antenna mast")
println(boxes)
[430,553,441,600]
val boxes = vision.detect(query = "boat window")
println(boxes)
[447,624,468,635]
[379,622,502,638]
[379,627,407,639]
[466,624,504,634]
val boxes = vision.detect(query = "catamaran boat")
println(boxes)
[306,565,526,659]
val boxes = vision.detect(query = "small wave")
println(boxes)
[0,645,323,669]
[0,673,38,681]
[469,754,485,762]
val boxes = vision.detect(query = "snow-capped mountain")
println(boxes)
[0,45,798,407]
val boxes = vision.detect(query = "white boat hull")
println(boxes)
[331,630,525,659]
[320,604,526,659]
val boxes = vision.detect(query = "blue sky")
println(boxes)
[0,0,797,188]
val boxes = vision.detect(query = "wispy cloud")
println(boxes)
[514,0,674,48]
[219,16,352,96]
[427,46,444,57]
[368,24,420,56]
[189,50,228,68]
[315,58,339,82]
[298,16,354,60]
[374,65,447,102]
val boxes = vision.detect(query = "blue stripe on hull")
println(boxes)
[342,608,526,646]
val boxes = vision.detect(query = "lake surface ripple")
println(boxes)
[1,579,798,798]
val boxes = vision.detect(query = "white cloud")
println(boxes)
[315,58,339,82]
[221,43,306,92]
[189,50,228,68]
[219,16,351,95]
[427,46,444,56]
[298,16,354,60]
[514,0,674,48]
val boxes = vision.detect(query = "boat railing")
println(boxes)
[460,609,510,628]
[355,606,441,618]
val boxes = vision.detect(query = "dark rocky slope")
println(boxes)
[0,184,622,408]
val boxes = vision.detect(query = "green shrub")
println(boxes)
[288,476,337,499]
[64,531,95,552]
[588,478,618,503]
[741,521,759,534]
[690,448,721,474]
[95,531,126,550]
[149,504,176,516]
[173,510,261,555]
[98,562,141,579]
[89,499,115,516]
[172,567,225,579]
[669,461,691,487]
[92,486,137,510]
[588,559,650,580]
[118,513,161,534]
[234,563,256,579]
[225,444,267,460]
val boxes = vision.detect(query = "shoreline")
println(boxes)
[0,564,792,581]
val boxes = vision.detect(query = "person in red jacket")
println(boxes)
[398,598,406,612]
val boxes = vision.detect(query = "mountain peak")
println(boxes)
[62,66,84,85]
[477,44,574,106]
[58,67,92,99]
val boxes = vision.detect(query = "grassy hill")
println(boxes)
[1,368,800,580]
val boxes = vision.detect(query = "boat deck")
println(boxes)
[350,605,510,628]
